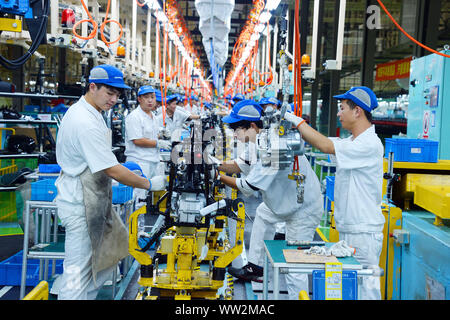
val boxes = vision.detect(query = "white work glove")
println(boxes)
[157,139,172,150]
[283,112,304,128]
[329,240,355,257]
[148,175,167,191]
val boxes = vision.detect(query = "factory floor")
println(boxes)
[0,192,303,300]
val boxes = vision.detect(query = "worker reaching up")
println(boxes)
[55,65,165,300]
[214,99,323,300]
[283,86,385,300]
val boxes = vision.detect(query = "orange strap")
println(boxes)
[377,0,450,58]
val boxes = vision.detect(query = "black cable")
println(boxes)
[0,0,50,70]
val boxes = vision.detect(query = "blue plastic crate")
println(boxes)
[312,270,357,300]
[384,138,438,163]
[38,164,61,173]
[326,176,335,202]
[112,184,133,204]
[31,179,58,202]
[0,250,63,286]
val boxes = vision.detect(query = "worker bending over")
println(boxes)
[55,65,164,300]
[216,100,323,300]
[284,86,385,300]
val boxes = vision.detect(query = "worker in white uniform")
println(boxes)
[189,94,201,115]
[283,86,385,300]
[124,85,171,208]
[258,96,286,239]
[55,65,166,300]
[156,94,200,138]
[216,100,323,300]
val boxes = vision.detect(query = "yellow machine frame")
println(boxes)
[128,197,245,300]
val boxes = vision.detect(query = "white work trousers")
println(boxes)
[57,203,115,300]
[248,203,317,300]
[339,232,384,300]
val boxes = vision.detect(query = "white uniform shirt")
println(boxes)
[190,103,200,115]
[240,155,323,220]
[55,96,119,206]
[156,106,190,132]
[235,141,258,177]
[330,125,385,233]
[124,106,160,162]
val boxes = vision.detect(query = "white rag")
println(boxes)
[304,240,355,257]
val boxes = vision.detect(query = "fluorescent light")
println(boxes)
[250,33,260,42]
[259,11,271,23]
[255,23,266,33]
[265,0,282,11]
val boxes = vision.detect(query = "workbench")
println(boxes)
[262,240,376,300]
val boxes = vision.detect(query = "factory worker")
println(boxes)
[259,97,281,111]
[124,85,171,208]
[215,100,323,300]
[55,65,166,300]
[259,97,286,238]
[157,94,200,133]
[283,86,385,300]
[154,89,163,116]
[232,93,245,104]
[189,95,201,115]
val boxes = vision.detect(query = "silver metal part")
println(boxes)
[171,193,207,224]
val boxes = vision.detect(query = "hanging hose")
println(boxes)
[155,13,166,127]
[100,0,124,47]
[293,0,303,117]
[72,0,97,41]
[0,0,50,70]
[72,0,123,49]
[377,0,450,58]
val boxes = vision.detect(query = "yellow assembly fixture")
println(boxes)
[0,17,22,32]
[128,198,246,300]
[22,281,49,300]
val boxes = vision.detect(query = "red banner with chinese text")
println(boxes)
[375,57,412,81]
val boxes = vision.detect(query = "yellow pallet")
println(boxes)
[414,185,450,225]
[0,164,18,175]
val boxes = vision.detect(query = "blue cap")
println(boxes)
[259,97,280,106]
[191,95,199,101]
[166,94,178,103]
[333,86,378,112]
[154,89,162,102]
[88,64,131,89]
[177,95,185,103]
[233,93,245,102]
[222,100,262,124]
[138,85,157,96]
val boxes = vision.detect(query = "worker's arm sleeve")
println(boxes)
[235,178,259,197]
[174,107,191,123]
[331,137,378,170]
[235,142,257,176]
[235,161,277,197]
[79,128,119,174]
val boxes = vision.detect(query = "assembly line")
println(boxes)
[0,0,449,303]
